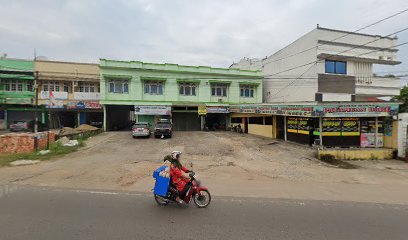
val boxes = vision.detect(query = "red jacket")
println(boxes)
[170,164,189,191]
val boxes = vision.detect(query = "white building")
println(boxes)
[231,25,401,103]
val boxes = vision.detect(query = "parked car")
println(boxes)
[9,120,48,132]
[154,121,172,138]
[132,122,151,138]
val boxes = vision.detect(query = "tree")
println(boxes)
[393,86,408,112]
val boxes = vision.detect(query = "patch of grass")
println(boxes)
[0,134,91,167]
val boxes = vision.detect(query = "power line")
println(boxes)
[247,8,408,65]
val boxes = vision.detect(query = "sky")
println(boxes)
[0,0,407,75]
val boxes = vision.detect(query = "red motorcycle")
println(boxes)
[154,171,211,208]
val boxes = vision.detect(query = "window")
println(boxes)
[27,81,33,92]
[145,81,164,95]
[42,81,61,92]
[63,82,70,93]
[325,60,347,74]
[79,82,100,93]
[240,85,255,97]
[109,80,128,93]
[211,84,227,97]
[179,83,197,96]
[1,79,25,92]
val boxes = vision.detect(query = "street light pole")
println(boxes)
[34,71,39,150]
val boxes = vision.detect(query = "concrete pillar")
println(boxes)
[319,117,323,146]
[200,115,205,131]
[284,116,287,141]
[103,105,107,131]
[273,115,276,139]
[375,117,378,148]
[4,110,7,129]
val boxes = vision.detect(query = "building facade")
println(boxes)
[100,59,263,131]
[0,58,36,130]
[35,60,102,128]
[231,25,401,103]
[229,26,401,150]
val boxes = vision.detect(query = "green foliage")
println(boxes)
[393,86,408,112]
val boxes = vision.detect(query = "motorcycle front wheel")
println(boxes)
[154,194,169,206]
[193,190,211,208]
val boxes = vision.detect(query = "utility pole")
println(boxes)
[34,71,39,150]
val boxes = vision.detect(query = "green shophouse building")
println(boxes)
[0,58,37,130]
[99,59,263,131]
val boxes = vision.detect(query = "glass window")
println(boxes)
[145,81,164,95]
[151,84,157,94]
[55,82,60,92]
[240,85,255,98]
[109,82,114,93]
[123,81,129,93]
[211,84,228,97]
[325,60,335,73]
[216,87,221,96]
[17,81,23,91]
[179,85,184,95]
[192,86,196,96]
[27,81,33,92]
[158,84,163,95]
[63,82,69,93]
[325,60,346,74]
[336,61,346,74]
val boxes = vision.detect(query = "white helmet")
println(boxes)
[171,150,182,160]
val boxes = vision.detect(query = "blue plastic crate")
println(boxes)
[154,176,170,197]
[153,166,167,179]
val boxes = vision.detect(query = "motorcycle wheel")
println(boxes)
[154,194,169,206]
[193,190,211,208]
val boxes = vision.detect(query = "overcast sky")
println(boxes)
[0,0,407,75]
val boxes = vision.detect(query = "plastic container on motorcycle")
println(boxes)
[153,166,167,179]
[154,176,170,197]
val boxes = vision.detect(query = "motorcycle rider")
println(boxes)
[163,151,191,203]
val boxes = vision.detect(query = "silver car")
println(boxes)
[132,122,151,138]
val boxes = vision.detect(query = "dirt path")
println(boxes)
[1,131,408,204]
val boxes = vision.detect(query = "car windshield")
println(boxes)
[156,123,171,128]
[134,124,148,128]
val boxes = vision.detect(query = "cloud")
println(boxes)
[0,0,407,73]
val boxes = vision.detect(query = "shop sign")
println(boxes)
[231,104,399,118]
[316,104,399,117]
[5,98,33,105]
[206,107,229,114]
[134,106,171,115]
[230,105,313,116]
[46,100,64,109]
[40,91,68,100]
[65,101,101,109]
[198,105,207,115]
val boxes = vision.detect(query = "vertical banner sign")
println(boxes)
[198,105,207,115]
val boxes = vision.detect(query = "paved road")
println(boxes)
[1,185,407,240]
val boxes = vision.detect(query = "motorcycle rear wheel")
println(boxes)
[154,194,169,206]
[193,190,211,208]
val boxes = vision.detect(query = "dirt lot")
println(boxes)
[1,131,408,204]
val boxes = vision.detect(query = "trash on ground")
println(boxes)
[38,150,50,155]
[63,140,79,147]
[9,160,41,166]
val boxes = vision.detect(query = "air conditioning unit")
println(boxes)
[218,98,223,103]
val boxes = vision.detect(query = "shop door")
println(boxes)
[172,112,201,131]
[276,116,285,140]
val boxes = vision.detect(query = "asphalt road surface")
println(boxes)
[1,185,407,240]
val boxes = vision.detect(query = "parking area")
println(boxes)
[1,131,408,203]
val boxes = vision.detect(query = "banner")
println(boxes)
[230,104,399,118]
[206,106,229,114]
[66,101,101,109]
[198,105,207,115]
[134,106,171,115]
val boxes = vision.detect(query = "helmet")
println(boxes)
[171,150,182,160]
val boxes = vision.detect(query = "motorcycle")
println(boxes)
[153,171,211,208]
